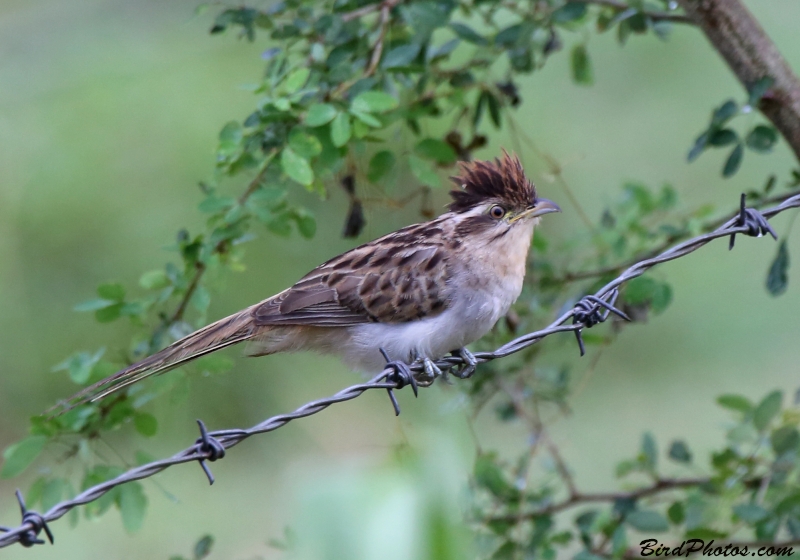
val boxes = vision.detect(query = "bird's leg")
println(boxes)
[451,347,478,379]
[414,350,443,380]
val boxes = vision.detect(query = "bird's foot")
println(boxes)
[450,347,478,379]
[379,348,418,417]
[412,351,443,380]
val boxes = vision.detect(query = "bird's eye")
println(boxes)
[489,205,506,219]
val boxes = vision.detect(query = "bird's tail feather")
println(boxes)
[48,308,256,415]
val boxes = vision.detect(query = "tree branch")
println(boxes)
[677,0,800,162]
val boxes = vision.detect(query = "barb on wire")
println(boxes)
[1,192,799,549]
[571,289,631,356]
[729,193,778,249]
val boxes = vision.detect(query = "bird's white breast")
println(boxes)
[339,219,535,372]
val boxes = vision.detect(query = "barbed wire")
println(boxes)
[1,192,798,549]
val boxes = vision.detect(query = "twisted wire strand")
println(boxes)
[1,193,798,549]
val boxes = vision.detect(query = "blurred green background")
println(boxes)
[1,0,799,558]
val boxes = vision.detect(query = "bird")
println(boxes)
[53,151,560,413]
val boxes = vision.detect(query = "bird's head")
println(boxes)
[447,151,560,239]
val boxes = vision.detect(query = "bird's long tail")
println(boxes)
[49,307,257,415]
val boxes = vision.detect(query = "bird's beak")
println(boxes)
[511,198,562,222]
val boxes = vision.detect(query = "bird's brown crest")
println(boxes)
[448,151,536,213]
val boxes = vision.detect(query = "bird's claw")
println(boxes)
[421,356,443,379]
[451,347,478,379]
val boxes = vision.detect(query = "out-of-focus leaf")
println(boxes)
[450,22,487,45]
[330,112,352,147]
[748,77,774,106]
[771,426,800,455]
[281,147,314,186]
[766,239,789,296]
[382,44,421,68]
[133,412,158,437]
[288,129,323,158]
[667,502,685,525]
[733,503,769,524]
[552,2,587,23]
[282,67,309,93]
[641,432,657,471]
[474,453,512,499]
[367,151,396,183]
[351,91,398,113]
[746,125,778,153]
[194,535,214,560]
[753,390,782,431]
[414,138,457,164]
[139,270,170,290]
[409,154,441,188]
[1,435,48,478]
[717,394,753,413]
[305,104,338,127]
[571,44,593,85]
[626,510,669,532]
[722,143,743,177]
[117,482,147,533]
[712,100,738,126]
[708,128,738,147]
[668,440,692,463]
[97,283,126,301]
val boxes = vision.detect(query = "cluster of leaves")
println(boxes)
[688,78,780,178]
[470,390,800,558]
[1,0,797,552]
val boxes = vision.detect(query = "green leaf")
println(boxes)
[288,129,323,158]
[667,502,685,525]
[771,426,800,455]
[414,138,457,164]
[133,412,158,437]
[571,44,593,86]
[351,91,399,113]
[408,154,441,188]
[74,298,115,311]
[95,302,123,323]
[382,43,421,68]
[552,2,587,23]
[766,240,789,296]
[746,125,778,153]
[748,77,774,106]
[687,131,708,162]
[218,121,243,155]
[194,535,214,560]
[712,100,738,126]
[733,503,769,524]
[722,143,743,177]
[282,67,310,93]
[350,110,382,128]
[53,349,105,384]
[305,104,338,127]
[330,112,352,147]
[668,440,692,463]
[717,394,753,413]
[625,277,672,314]
[753,390,782,431]
[281,147,314,186]
[641,432,657,471]
[1,435,47,478]
[41,478,66,512]
[449,22,487,45]
[474,453,512,499]
[367,151,396,183]
[117,482,147,533]
[139,270,170,290]
[626,510,669,532]
[293,210,317,239]
[97,282,125,301]
[708,128,738,147]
